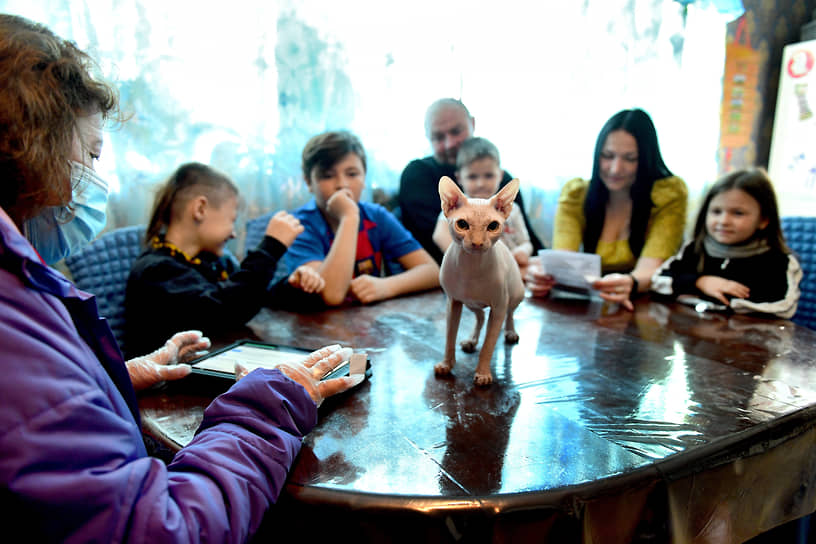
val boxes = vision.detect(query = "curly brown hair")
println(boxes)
[0,14,120,225]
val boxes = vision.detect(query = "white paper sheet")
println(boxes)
[537,249,601,291]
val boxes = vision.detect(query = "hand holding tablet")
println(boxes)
[272,345,366,406]
[191,340,370,406]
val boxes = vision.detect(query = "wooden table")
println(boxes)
[139,289,816,543]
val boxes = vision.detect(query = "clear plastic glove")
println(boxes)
[126,330,211,391]
[235,344,364,406]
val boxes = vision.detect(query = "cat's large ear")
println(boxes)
[439,176,467,216]
[491,178,519,219]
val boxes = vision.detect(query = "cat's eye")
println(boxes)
[487,221,500,231]
[456,219,469,230]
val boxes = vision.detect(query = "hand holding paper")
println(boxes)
[590,273,635,311]
[537,250,601,292]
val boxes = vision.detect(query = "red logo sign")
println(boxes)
[787,49,815,78]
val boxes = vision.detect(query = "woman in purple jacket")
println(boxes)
[0,14,361,542]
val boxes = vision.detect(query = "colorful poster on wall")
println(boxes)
[720,46,760,146]
[719,18,760,171]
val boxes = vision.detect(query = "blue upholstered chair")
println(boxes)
[245,213,290,284]
[781,216,816,331]
[245,212,273,253]
[64,225,147,352]
[65,224,242,354]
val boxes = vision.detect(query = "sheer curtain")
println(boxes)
[2,0,738,250]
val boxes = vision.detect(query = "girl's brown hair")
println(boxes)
[145,162,238,244]
[0,14,120,224]
[692,167,790,264]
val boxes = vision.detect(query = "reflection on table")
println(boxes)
[139,288,816,542]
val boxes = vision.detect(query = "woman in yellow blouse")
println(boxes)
[527,108,687,309]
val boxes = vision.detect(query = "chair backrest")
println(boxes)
[245,213,290,284]
[245,212,273,252]
[65,225,243,354]
[64,225,146,352]
[782,216,816,330]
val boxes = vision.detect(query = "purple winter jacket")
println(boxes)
[0,207,317,543]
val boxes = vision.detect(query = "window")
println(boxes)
[4,0,738,246]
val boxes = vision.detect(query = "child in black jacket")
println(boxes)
[652,168,801,318]
[125,162,323,357]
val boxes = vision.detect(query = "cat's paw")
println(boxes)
[505,330,519,344]
[473,372,494,386]
[460,339,478,353]
[435,361,454,375]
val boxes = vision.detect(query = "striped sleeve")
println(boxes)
[730,254,803,319]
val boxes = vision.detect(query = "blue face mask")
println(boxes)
[24,161,109,264]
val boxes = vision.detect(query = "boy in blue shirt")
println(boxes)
[286,131,439,306]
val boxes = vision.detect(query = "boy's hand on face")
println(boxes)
[695,275,750,306]
[325,189,359,221]
[265,210,304,247]
[350,274,391,304]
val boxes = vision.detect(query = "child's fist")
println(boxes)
[289,265,325,293]
[265,210,304,247]
[325,189,358,220]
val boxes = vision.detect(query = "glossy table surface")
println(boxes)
[139,289,816,542]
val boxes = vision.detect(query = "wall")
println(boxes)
[719,0,816,173]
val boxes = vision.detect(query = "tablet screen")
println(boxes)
[191,341,309,377]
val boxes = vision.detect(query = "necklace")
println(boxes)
[150,236,230,281]
[150,236,202,265]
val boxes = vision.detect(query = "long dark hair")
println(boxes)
[583,108,673,257]
[145,162,237,244]
[692,168,789,259]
